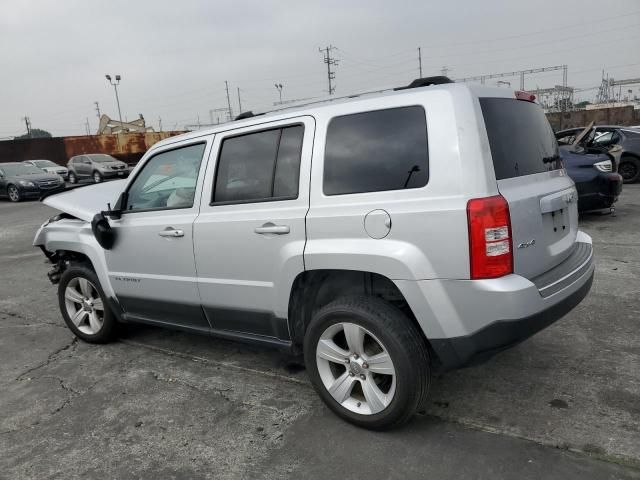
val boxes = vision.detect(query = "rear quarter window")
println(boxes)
[480,98,561,180]
[323,106,429,195]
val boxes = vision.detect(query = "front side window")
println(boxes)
[213,125,304,203]
[323,106,429,195]
[126,143,206,212]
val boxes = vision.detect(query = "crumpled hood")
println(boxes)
[43,179,126,222]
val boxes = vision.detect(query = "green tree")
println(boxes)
[15,128,52,139]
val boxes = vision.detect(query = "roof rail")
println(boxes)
[394,76,454,91]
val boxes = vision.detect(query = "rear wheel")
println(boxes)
[68,172,77,184]
[7,184,21,202]
[58,264,118,343]
[93,171,103,183]
[619,157,640,183]
[304,296,430,430]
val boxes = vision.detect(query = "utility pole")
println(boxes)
[441,66,450,77]
[225,81,233,120]
[319,45,338,95]
[23,116,31,138]
[418,47,423,77]
[94,101,101,120]
[158,116,163,132]
[237,87,242,113]
[85,117,91,135]
[275,83,283,104]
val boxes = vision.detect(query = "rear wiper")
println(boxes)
[542,154,561,164]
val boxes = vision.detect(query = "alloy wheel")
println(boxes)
[316,322,396,415]
[93,172,102,183]
[8,185,20,202]
[64,277,105,335]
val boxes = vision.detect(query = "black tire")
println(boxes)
[57,263,118,343]
[619,157,640,184]
[68,172,77,184]
[93,171,103,183]
[7,184,21,202]
[304,296,431,430]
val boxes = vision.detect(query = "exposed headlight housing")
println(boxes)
[594,160,612,172]
[18,180,35,187]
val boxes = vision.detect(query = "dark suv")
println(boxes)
[67,154,129,184]
[556,126,640,183]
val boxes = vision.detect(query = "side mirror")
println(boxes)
[91,212,116,249]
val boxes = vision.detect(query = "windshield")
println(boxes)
[480,97,561,180]
[1,164,44,176]
[90,154,119,163]
[32,160,58,168]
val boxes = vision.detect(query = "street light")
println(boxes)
[105,74,124,127]
[275,83,283,104]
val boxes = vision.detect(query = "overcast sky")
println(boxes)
[1,0,639,137]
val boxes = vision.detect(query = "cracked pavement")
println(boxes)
[1,187,639,479]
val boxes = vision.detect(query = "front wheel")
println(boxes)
[68,172,77,184]
[58,264,118,343]
[93,171,103,183]
[304,296,431,430]
[7,184,21,202]
[619,157,640,184]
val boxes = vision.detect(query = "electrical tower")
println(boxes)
[94,101,101,120]
[319,45,339,95]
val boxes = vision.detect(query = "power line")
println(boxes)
[319,45,339,95]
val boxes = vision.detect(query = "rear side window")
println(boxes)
[213,125,304,204]
[323,106,429,195]
[480,98,561,180]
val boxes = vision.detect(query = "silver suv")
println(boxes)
[67,154,129,184]
[34,78,594,429]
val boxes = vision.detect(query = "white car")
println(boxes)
[34,77,594,429]
[23,159,69,180]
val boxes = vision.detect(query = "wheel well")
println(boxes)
[288,270,437,363]
[45,249,94,283]
[620,153,639,161]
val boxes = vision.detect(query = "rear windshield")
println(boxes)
[480,98,561,180]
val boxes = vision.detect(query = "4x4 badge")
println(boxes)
[517,239,536,249]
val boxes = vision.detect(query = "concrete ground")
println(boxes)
[1,186,639,479]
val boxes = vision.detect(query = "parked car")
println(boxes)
[560,144,623,212]
[66,154,129,184]
[35,78,594,429]
[556,125,640,183]
[23,159,69,180]
[0,162,65,202]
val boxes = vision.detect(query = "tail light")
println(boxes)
[467,195,513,279]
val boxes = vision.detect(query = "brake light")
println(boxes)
[515,91,536,102]
[467,195,513,279]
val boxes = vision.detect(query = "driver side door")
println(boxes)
[105,137,212,331]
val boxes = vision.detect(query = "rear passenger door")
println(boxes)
[193,117,314,340]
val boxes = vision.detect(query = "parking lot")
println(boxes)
[1,187,639,479]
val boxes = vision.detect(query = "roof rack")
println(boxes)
[233,76,455,121]
[394,76,454,91]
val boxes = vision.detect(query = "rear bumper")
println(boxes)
[430,269,593,370]
[396,231,594,371]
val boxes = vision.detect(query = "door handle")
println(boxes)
[158,228,184,238]
[254,223,290,235]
